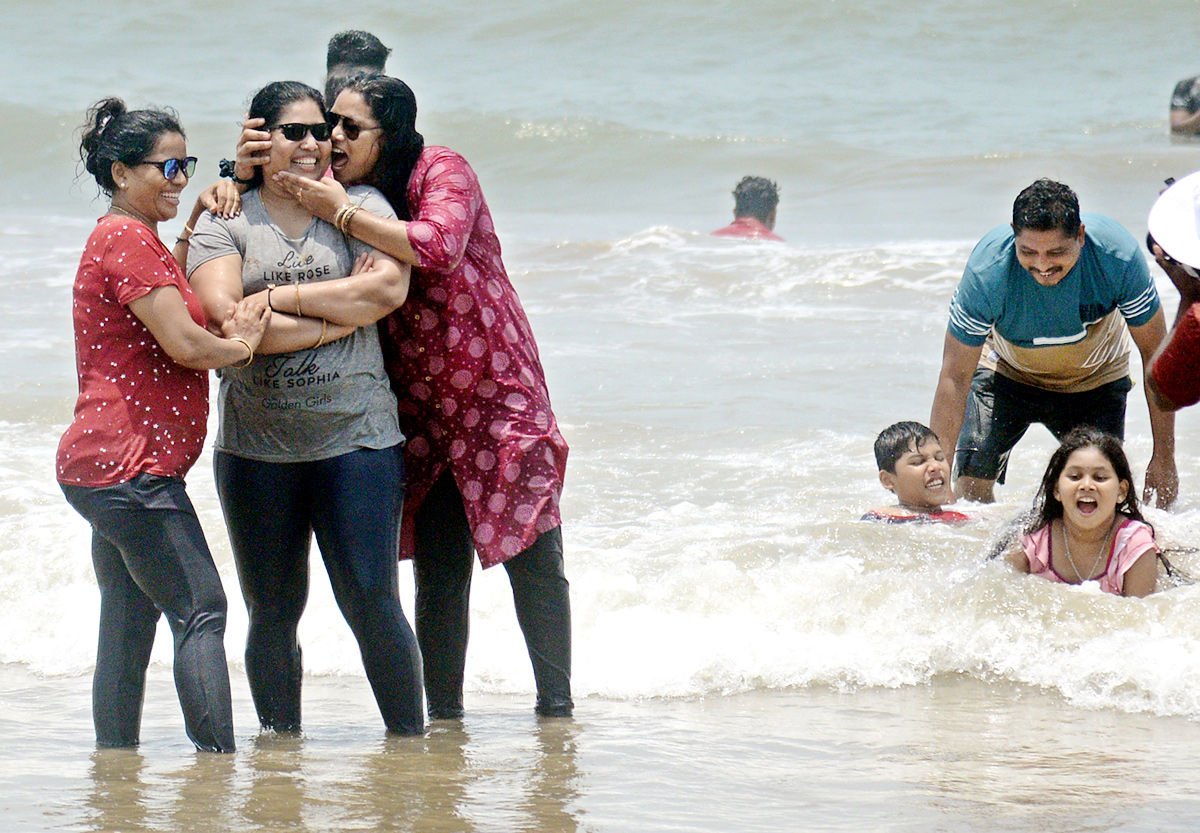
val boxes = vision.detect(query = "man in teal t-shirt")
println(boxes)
[929,179,1177,507]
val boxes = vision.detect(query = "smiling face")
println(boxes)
[329,90,383,186]
[1013,225,1086,287]
[112,131,188,224]
[880,437,952,511]
[1053,445,1128,532]
[263,99,331,183]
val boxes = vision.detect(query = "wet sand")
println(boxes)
[4,663,1200,832]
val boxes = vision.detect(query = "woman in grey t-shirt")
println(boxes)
[189,81,423,735]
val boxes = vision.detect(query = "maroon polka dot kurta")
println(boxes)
[382,147,567,568]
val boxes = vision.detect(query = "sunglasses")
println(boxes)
[328,113,383,141]
[139,157,197,180]
[270,122,333,142]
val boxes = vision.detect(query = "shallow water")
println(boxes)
[6,664,1200,833]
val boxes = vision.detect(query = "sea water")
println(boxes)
[5,0,1200,830]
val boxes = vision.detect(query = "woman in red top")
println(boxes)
[59,98,270,751]
[249,74,573,718]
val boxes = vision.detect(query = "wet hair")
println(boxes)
[341,74,424,220]
[1026,427,1145,534]
[244,81,327,190]
[1012,178,1081,237]
[733,176,779,224]
[874,421,939,474]
[327,30,391,73]
[324,66,361,107]
[78,97,184,197]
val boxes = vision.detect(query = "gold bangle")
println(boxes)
[229,337,253,368]
[313,318,329,349]
[183,223,195,236]
[332,202,353,232]
[294,281,303,318]
[333,203,361,234]
[340,205,361,234]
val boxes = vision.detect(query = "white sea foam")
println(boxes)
[10,227,1200,720]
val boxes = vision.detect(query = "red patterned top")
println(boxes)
[1151,302,1200,409]
[57,216,209,486]
[860,508,969,524]
[381,147,568,568]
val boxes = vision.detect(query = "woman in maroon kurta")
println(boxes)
[267,74,572,718]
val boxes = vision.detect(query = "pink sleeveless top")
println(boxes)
[1022,518,1157,595]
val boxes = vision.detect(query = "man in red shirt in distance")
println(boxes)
[711,176,784,241]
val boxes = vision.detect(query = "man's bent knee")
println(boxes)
[955,475,996,503]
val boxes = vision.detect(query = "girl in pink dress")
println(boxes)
[1006,427,1159,597]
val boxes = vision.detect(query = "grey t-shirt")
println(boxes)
[187,186,403,462]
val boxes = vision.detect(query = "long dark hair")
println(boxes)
[1026,427,1145,534]
[78,97,184,197]
[1022,427,1189,580]
[244,81,327,190]
[341,73,424,219]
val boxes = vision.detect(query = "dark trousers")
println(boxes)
[414,470,573,717]
[62,474,235,752]
[214,445,424,735]
[956,367,1132,483]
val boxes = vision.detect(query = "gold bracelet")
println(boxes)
[229,337,254,368]
[339,205,361,234]
[333,203,361,234]
[183,223,195,236]
[332,202,354,232]
[294,281,303,318]
[313,318,329,349]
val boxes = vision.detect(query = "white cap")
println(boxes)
[1148,170,1200,267]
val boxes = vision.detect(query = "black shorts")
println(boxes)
[955,368,1133,484]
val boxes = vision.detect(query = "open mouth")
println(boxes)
[1076,496,1098,516]
[330,149,349,171]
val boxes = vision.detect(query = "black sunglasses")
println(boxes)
[271,122,333,142]
[139,157,197,180]
[328,113,383,141]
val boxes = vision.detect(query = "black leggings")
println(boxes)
[62,474,235,752]
[214,445,424,735]
[414,470,572,717]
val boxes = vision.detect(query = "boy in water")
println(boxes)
[862,422,967,523]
